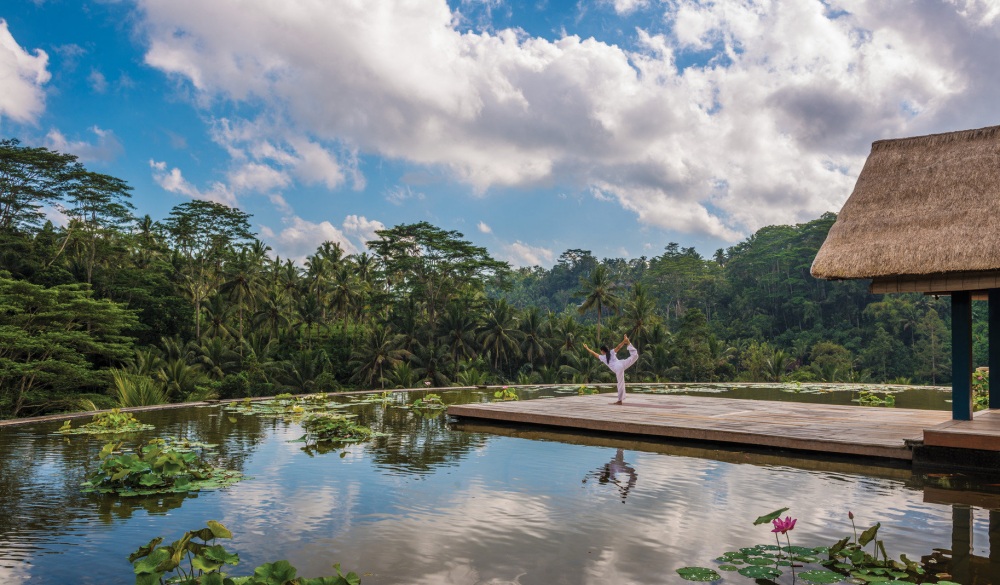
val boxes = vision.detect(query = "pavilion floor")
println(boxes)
[448,393,956,461]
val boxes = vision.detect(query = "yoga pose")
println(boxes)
[583,334,639,404]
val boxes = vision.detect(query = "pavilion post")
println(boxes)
[952,291,973,421]
[990,289,1000,409]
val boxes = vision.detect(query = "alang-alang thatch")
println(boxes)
[811,124,1000,295]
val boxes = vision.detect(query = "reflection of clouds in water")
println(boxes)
[101,430,960,585]
[0,565,31,584]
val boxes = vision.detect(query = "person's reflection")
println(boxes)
[583,448,638,503]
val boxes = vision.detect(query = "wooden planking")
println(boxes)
[924,409,1000,451]
[448,394,953,460]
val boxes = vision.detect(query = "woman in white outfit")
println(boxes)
[583,334,639,405]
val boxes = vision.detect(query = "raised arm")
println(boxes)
[615,334,630,352]
[582,343,602,360]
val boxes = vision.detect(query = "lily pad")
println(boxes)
[738,565,781,579]
[799,570,846,584]
[676,566,721,581]
[718,565,740,571]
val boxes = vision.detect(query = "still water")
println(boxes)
[0,385,997,584]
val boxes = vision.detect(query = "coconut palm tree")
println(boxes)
[577,264,621,345]
[350,325,410,389]
[479,298,522,373]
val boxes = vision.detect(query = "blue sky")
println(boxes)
[2,0,999,266]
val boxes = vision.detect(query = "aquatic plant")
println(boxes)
[82,438,244,496]
[577,384,599,395]
[298,413,373,444]
[853,390,896,407]
[129,521,360,585]
[493,386,518,401]
[412,393,445,408]
[58,408,154,435]
[677,508,963,584]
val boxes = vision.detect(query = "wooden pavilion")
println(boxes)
[812,125,1000,421]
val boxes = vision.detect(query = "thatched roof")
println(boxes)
[811,125,1000,282]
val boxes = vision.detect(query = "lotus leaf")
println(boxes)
[737,565,781,579]
[799,570,846,584]
[676,566,721,581]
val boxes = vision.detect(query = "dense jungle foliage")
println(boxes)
[0,138,980,418]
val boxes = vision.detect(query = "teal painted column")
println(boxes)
[990,289,1000,409]
[952,291,973,420]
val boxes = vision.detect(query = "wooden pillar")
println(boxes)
[990,289,1000,409]
[953,291,973,420]
[952,505,973,585]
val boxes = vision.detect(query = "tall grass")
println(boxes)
[112,369,167,407]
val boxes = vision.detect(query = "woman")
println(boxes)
[583,334,639,405]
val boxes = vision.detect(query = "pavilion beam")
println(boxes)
[953,291,974,421]
[990,289,1000,409]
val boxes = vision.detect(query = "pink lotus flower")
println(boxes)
[771,517,797,534]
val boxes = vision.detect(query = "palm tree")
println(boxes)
[350,325,410,389]
[622,282,657,351]
[577,265,621,345]
[220,248,262,354]
[253,289,289,343]
[518,306,549,367]
[438,303,479,370]
[328,264,358,331]
[192,337,240,380]
[277,349,331,393]
[203,294,234,341]
[294,294,325,349]
[479,298,523,373]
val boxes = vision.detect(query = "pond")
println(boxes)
[0,384,996,585]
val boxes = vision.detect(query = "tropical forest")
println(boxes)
[0,138,972,419]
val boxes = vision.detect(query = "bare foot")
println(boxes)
[611,400,622,405]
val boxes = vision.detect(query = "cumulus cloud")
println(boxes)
[342,214,386,247]
[150,159,237,206]
[502,240,555,268]
[259,215,379,262]
[46,126,124,162]
[0,19,50,123]
[134,0,1000,240]
[477,221,492,234]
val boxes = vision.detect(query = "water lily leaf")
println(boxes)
[785,546,816,554]
[738,565,781,579]
[741,547,764,555]
[676,566,722,581]
[718,565,740,571]
[799,570,846,584]
[754,508,790,525]
[746,556,776,566]
[859,523,881,547]
[207,520,232,539]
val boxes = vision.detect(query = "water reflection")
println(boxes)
[583,449,637,503]
[0,386,994,585]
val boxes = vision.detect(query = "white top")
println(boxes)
[599,344,638,374]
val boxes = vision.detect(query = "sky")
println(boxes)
[1,0,999,267]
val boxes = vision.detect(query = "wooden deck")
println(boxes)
[448,394,953,460]
[923,408,1000,451]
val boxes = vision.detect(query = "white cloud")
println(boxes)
[149,159,237,206]
[604,0,649,15]
[0,19,50,123]
[477,221,492,234]
[342,214,386,248]
[502,240,555,267]
[45,126,123,162]
[227,162,290,194]
[88,68,108,93]
[385,184,425,206]
[261,215,360,262]
[135,0,1000,241]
